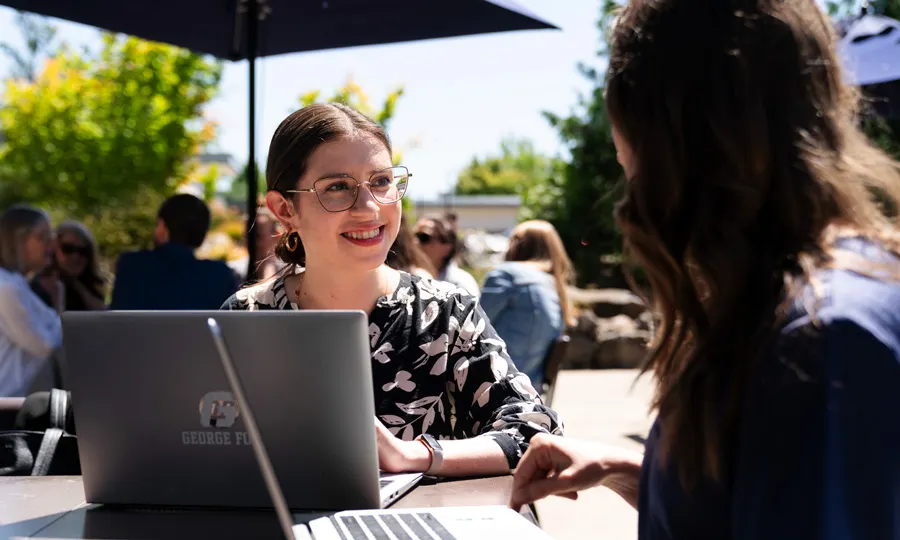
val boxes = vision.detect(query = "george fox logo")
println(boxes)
[199,391,239,428]
[181,391,251,446]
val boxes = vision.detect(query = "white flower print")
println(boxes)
[383,371,416,392]
[454,356,471,391]
[489,351,509,381]
[416,334,449,372]
[380,415,406,426]
[451,310,485,356]
[395,286,415,317]
[396,396,440,415]
[421,300,440,330]
[510,373,539,399]
[369,323,382,348]
[372,342,394,364]
[220,270,564,469]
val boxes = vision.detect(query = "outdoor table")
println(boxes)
[0,474,521,538]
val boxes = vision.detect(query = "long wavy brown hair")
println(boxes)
[606,0,900,487]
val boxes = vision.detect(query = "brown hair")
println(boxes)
[266,103,392,268]
[0,204,50,274]
[386,213,437,277]
[414,216,459,272]
[505,220,575,326]
[55,220,106,298]
[606,0,900,488]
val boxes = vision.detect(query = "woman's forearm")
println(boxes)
[403,436,511,477]
[599,457,643,509]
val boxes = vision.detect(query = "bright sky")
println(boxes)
[0,1,604,202]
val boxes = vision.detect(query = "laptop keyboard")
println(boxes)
[379,479,392,488]
[331,512,456,540]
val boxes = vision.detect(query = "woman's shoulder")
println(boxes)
[220,276,290,310]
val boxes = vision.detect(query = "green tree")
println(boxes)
[0,33,222,261]
[527,0,623,286]
[0,11,58,82]
[454,138,562,200]
[227,162,266,206]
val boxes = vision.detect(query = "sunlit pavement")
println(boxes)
[536,369,655,540]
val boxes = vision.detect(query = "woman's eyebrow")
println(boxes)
[316,168,387,180]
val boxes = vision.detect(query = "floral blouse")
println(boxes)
[220,271,564,468]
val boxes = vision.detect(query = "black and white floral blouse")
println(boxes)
[220,271,564,468]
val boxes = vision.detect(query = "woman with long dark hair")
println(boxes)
[510,1,900,538]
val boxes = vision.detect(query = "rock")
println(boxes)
[594,335,650,369]
[562,310,652,370]
[593,315,651,369]
[568,287,647,319]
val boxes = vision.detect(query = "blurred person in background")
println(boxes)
[413,216,480,296]
[32,220,107,311]
[110,193,238,310]
[386,214,436,278]
[0,205,62,397]
[480,220,574,388]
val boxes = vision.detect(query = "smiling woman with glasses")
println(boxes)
[222,103,562,479]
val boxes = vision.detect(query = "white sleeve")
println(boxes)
[0,281,62,358]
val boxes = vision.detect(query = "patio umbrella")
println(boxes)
[0,0,557,277]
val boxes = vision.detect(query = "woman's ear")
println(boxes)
[265,191,297,229]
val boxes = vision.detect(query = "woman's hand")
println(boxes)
[374,418,432,473]
[509,433,644,511]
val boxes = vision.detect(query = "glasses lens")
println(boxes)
[370,167,408,204]
[314,178,359,212]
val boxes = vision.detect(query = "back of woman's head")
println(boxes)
[265,103,392,266]
[506,220,575,325]
[606,0,900,486]
[0,204,50,273]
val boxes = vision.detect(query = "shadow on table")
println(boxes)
[32,504,334,539]
[626,433,647,446]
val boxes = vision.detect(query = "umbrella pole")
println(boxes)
[245,0,259,281]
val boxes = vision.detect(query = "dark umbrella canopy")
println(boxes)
[0,0,557,277]
[2,0,555,60]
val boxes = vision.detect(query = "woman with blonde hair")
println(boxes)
[480,220,574,388]
[0,205,62,397]
[511,1,900,538]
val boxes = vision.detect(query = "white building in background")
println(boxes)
[412,194,522,234]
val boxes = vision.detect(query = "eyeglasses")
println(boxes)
[285,166,410,213]
[59,243,90,257]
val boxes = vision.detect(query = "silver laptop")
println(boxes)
[60,310,421,511]
[205,317,553,540]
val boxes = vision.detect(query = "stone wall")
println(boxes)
[564,288,653,369]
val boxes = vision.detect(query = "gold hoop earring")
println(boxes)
[286,231,300,252]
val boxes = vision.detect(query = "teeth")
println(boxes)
[345,228,380,240]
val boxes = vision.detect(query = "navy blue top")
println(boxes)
[110,243,239,311]
[639,239,900,540]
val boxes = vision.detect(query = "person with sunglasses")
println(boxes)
[412,216,480,297]
[32,220,107,312]
[222,103,562,478]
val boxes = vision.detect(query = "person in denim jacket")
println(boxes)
[480,220,574,388]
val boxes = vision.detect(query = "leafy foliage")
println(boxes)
[0,31,222,262]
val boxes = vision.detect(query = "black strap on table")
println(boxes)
[31,389,68,476]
